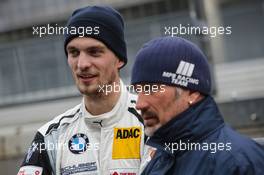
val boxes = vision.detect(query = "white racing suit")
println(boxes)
[18,81,145,175]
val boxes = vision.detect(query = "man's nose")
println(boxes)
[136,93,149,111]
[77,53,92,70]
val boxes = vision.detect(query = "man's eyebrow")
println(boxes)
[66,45,106,51]
[87,45,106,50]
[66,46,77,51]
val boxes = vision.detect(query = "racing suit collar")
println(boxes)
[146,96,225,156]
[81,80,127,128]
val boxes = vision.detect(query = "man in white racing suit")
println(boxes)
[17,5,145,175]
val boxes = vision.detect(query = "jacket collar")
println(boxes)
[147,96,224,155]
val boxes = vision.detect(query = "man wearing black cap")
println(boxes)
[18,6,145,175]
[131,36,264,175]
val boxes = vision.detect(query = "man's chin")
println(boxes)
[78,85,99,96]
[145,124,162,137]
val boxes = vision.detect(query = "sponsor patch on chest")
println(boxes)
[110,169,137,175]
[17,166,43,175]
[60,162,97,175]
[112,127,141,159]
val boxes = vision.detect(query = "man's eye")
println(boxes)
[68,50,79,57]
[89,48,103,57]
[143,84,161,95]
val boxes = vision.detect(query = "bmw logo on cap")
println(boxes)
[68,133,89,154]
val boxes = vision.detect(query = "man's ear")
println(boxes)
[188,91,203,105]
[117,59,125,69]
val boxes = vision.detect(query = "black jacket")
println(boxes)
[142,96,264,175]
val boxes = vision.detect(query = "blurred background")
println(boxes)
[0,0,264,174]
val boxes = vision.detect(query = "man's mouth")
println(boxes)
[77,74,98,84]
[142,113,159,127]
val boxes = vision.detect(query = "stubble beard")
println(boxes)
[77,70,119,98]
[144,123,162,137]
